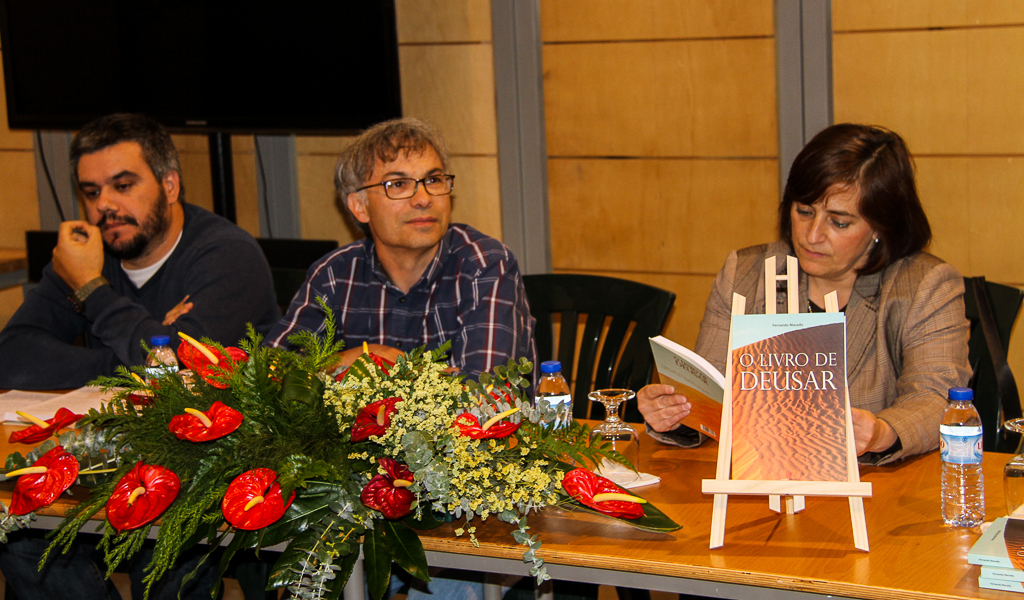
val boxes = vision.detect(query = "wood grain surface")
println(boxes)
[0,422,1014,599]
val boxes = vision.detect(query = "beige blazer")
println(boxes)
[654,241,970,465]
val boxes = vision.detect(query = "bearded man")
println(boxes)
[0,113,280,389]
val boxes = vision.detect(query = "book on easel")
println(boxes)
[703,255,872,551]
[649,336,725,440]
[728,312,849,482]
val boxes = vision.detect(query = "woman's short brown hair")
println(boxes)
[778,123,931,274]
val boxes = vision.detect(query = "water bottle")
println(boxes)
[144,335,180,384]
[536,361,572,429]
[940,387,985,527]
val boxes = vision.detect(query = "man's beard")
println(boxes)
[100,188,171,261]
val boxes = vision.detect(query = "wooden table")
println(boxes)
[406,432,1014,600]
[0,423,1015,600]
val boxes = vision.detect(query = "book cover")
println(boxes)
[728,312,849,482]
[981,566,1024,582]
[979,577,1024,593]
[648,336,725,440]
[969,517,1024,569]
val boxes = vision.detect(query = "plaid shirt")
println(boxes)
[266,224,536,379]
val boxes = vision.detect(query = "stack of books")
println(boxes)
[968,516,1024,592]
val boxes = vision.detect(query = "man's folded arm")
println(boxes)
[0,269,118,389]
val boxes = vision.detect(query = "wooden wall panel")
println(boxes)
[0,151,39,248]
[296,154,364,247]
[541,0,772,42]
[833,29,968,154]
[834,1,1024,32]
[448,155,502,240]
[543,38,776,157]
[0,287,23,330]
[967,28,1024,155]
[397,0,491,43]
[913,157,970,272]
[548,158,777,273]
[399,44,498,155]
[963,158,1024,281]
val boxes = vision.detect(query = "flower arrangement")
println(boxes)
[0,307,678,600]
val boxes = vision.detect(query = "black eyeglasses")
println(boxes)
[356,174,455,200]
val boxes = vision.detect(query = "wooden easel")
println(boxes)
[701,256,872,551]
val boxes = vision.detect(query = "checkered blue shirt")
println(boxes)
[265,224,536,379]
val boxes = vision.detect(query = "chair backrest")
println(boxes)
[963,276,1024,453]
[523,273,675,423]
[25,230,59,283]
[257,238,339,311]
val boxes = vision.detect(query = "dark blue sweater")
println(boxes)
[0,204,280,389]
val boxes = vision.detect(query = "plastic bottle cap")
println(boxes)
[540,361,562,374]
[948,387,973,401]
[150,335,171,346]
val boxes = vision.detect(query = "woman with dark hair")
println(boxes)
[638,123,970,465]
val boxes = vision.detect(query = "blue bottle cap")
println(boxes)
[948,387,973,401]
[150,335,171,346]
[540,361,562,374]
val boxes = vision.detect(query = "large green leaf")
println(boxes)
[363,526,393,600]
[268,528,326,588]
[558,498,682,533]
[382,520,430,582]
[258,482,345,546]
[281,370,325,405]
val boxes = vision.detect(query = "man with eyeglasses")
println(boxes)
[266,118,536,383]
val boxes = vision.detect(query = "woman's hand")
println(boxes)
[637,384,692,432]
[850,407,898,455]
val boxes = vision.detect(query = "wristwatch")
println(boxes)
[68,276,109,313]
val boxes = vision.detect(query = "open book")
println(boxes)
[648,336,725,440]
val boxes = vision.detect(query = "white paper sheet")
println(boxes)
[594,459,662,489]
[0,386,115,423]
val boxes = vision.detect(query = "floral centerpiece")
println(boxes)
[0,306,679,599]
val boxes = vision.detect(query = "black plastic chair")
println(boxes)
[256,238,338,312]
[523,273,676,423]
[963,276,1024,453]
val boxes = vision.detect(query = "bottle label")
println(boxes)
[144,365,179,381]
[939,424,983,465]
[537,394,572,429]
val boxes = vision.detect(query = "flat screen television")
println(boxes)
[0,1,401,133]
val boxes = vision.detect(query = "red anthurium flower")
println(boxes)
[106,462,181,532]
[222,468,296,530]
[8,408,83,445]
[7,446,79,515]
[360,457,415,519]
[562,468,645,519]
[350,397,402,442]
[176,336,248,389]
[334,351,394,382]
[167,401,243,442]
[452,411,521,439]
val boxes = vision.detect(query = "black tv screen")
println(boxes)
[0,1,401,133]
